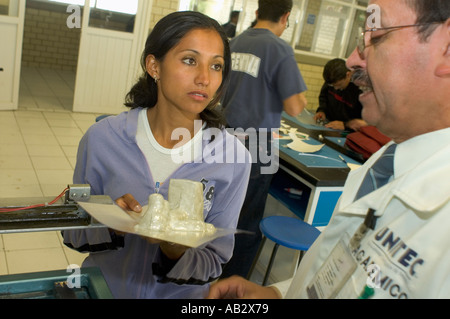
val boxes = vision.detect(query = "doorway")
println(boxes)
[18,0,150,114]
[19,0,80,112]
[0,0,24,111]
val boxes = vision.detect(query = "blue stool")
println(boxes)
[247,216,321,286]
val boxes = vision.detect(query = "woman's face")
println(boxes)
[147,28,225,121]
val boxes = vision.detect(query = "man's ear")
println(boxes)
[435,18,450,78]
[346,71,352,80]
[145,54,159,79]
[281,11,290,26]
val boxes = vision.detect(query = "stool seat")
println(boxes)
[260,216,321,251]
[248,216,321,286]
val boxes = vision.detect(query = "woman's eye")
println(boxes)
[182,57,196,65]
[211,64,223,72]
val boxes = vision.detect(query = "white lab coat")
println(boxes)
[274,127,450,299]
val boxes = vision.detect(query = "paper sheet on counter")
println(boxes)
[278,125,309,140]
[77,201,236,248]
[287,132,325,153]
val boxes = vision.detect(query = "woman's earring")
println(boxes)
[154,77,159,84]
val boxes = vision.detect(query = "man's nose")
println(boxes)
[346,47,366,71]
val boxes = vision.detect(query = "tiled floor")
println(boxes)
[0,67,102,276]
[0,67,298,285]
[18,67,76,112]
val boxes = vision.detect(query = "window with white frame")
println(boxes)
[294,0,369,58]
[48,0,138,14]
[45,0,138,32]
[181,0,370,60]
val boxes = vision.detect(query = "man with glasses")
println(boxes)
[220,0,308,280]
[209,0,450,299]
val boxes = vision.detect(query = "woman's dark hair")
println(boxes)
[125,11,231,129]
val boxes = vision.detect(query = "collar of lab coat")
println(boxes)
[339,128,450,217]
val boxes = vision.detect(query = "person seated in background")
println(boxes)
[314,58,368,131]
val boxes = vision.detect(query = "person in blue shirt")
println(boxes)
[220,0,308,279]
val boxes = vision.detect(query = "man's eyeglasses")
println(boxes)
[356,22,442,58]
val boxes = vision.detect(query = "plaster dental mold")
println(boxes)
[135,179,216,234]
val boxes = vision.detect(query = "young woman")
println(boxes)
[63,11,251,299]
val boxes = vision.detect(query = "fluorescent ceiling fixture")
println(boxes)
[49,0,138,15]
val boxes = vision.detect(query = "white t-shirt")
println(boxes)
[136,109,204,186]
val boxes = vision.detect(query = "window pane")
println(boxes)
[280,2,303,44]
[239,0,258,30]
[296,0,350,56]
[180,0,236,25]
[345,9,366,57]
[94,0,137,15]
[239,0,301,42]
[88,0,138,33]
[202,0,235,25]
[0,0,19,16]
[357,0,370,7]
[232,0,244,11]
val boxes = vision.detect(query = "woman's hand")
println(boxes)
[111,193,143,236]
[115,193,143,213]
